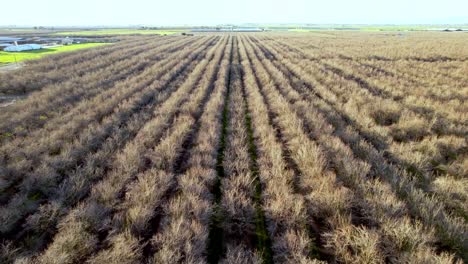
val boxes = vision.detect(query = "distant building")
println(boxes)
[233,28,264,32]
[0,37,23,50]
[61,37,73,45]
[4,44,42,52]
[0,37,22,44]
[191,27,264,32]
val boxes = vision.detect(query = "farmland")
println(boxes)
[54,29,184,36]
[0,43,110,64]
[0,32,466,263]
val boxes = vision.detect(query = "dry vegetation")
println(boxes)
[0,31,467,263]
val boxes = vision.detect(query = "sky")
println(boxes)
[1,0,467,26]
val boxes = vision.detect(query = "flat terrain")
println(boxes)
[55,29,184,36]
[0,29,57,36]
[288,25,468,31]
[0,32,466,263]
[0,43,110,64]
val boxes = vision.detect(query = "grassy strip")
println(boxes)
[239,37,274,262]
[242,84,274,264]
[206,36,233,264]
[0,43,110,63]
[55,29,183,36]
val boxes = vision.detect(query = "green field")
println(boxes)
[55,29,184,36]
[0,43,110,64]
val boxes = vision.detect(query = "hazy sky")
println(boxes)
[1,0,467,26]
